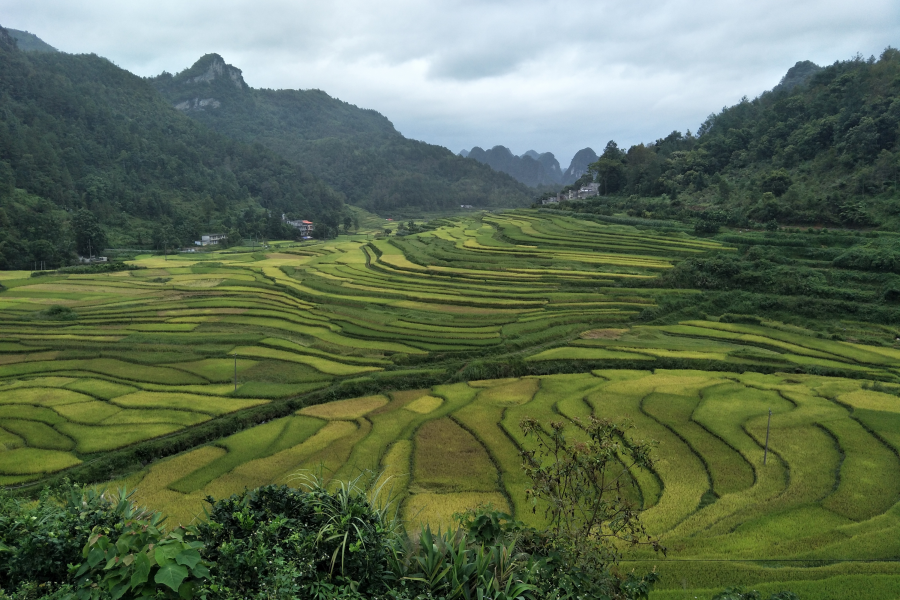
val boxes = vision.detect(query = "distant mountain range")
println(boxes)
[459,146,598,188]
[151,54,531,213]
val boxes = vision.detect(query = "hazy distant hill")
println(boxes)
[463,146,561,187]
[0,26,344,269]
[7,28,57,53]
[152,54,532,213]
[461,145,596,187]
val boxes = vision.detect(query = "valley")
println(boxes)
[2,211,900,598]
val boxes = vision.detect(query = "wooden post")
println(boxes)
[233,354,237,392]
[763,409,772,465]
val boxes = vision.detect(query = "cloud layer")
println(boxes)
[3,0,898,164]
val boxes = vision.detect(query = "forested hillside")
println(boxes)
[151,54,532,212]
[548,50,900,229]
[0,26,345,269]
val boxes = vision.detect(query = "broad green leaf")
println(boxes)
[87,547,105,568]
[175,548,201,569]
[190,563,210,579]
[110,580,130,600]
[131,551,151,588]
[178,580,195,600]
[154,563,189,592]
[154,546,171,567]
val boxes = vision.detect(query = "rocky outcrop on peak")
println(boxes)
[186,55,245,89]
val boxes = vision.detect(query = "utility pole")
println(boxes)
[233,354,237,392]
[763,409,772,465]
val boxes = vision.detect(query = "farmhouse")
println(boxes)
[283,214,315,237]
[195,233,226,246]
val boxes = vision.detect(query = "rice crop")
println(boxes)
[2,419,74,450]
[170,358,258,383]
[403,492,509,532]
[232,346,383,375]
[100,409,211,426]
[299,395,389,419]
[404,395,443,414]
[63,379,137,399]
[0,448,81,475]
[0,387,94,406]
[51,400,121,424]
[56,422,182,453]
[411,418,499,492]
[0,404,67,425]
[111,391,267,415]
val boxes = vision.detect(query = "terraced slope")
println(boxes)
[117,371,900,598]
[3,210,900,598]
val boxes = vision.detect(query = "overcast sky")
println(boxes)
[3,1,898,166]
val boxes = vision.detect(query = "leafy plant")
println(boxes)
[519,416,664,571]
[72,513,210,600]
[0,484,130,590]
[195,474,398,599]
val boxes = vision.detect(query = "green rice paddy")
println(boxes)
[2,210,900,598]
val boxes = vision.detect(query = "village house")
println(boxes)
[195,233,227,246]
[282,214,315,237]
[545,182,601,204]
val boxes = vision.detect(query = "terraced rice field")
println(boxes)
[3,210,900,598]
[117,371,900,598]
[0,212,722,482]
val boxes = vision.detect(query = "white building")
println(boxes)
[195,233,226,246]
[283,214,315,237]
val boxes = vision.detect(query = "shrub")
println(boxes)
[71,505,210,600]
[0,484,135,590]
[195,475,398,599]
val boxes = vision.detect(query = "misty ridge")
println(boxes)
[460,146,599,188]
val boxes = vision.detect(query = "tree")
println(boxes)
[519,416,663,572]
[71,209,107,256]
[589,141,628,195]
[760,169,792,197]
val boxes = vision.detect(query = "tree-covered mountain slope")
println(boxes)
[551,49,900,229]
[151,54,532,213]
[7,28,58,53]
[0,26,345,269]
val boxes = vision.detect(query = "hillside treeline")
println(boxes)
[0,27,345,269]
[551,48,900,229]
[151,54,532,213]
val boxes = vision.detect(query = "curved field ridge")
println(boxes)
[4,212,900,596]
[112,371,900,596]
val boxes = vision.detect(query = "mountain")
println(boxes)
[561,148,598,183]
[463,145,561,187]
[151,54,531,213]
[772,60,821,93]
[0,26,344,269]
[460,145,598,187]
[7,28,57,53]
[544,48,900,230]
